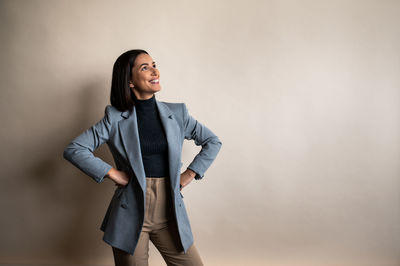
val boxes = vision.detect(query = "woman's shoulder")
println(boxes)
[157,101,188,123]
[103,105,127,122]
[104,104,121,113]
[159,101,185,111]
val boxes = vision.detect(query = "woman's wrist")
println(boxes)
[185,168,197,179]
[106,167,117,181]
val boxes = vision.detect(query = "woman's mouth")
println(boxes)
[150,79,159,84]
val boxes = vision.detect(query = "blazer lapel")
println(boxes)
[156,101,182,192]
[118,107,146,192]
[118,101,182,194]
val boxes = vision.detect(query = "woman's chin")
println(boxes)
[152,86,161,93]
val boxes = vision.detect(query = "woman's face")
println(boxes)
[130,53,161,100]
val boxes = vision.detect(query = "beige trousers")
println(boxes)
[112,177,204,266]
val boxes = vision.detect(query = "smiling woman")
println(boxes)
[129,53,161,100]
[63,49,222,266]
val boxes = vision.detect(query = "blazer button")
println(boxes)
[121,203,128,209]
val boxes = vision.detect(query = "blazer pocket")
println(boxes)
[114,186,128,208]
[120,190,128,209]
[115,186,124,198]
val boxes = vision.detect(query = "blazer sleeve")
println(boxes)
[63,106,114,184]
[183,103,222,180]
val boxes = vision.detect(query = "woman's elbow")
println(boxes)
[63,142,80,162]
[212,136,222,151]
[63,145,73,162]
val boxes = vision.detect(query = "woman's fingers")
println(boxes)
[110,170,130,186]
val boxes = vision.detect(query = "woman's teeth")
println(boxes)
[150,79,159,84]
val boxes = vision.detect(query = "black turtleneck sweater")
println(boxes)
[134,94,169,177]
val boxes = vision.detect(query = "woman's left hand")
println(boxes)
[180,169,196,190]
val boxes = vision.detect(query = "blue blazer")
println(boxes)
[63,100,222,255]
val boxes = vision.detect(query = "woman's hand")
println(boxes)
[106,167,130,187]
[180,169,196,190]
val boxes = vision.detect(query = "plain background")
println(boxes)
[0,0,399,265]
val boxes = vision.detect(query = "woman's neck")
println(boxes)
[134,93,156,111]
[133,90,154,100]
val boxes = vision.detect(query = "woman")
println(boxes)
[63,49,222,266]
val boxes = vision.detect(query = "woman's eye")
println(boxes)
[141,65,156,71]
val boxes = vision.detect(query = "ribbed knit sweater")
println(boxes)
[134,94,169,177]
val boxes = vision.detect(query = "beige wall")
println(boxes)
[1,0,399,265]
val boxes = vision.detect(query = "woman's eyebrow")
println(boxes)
[139,62,156,68]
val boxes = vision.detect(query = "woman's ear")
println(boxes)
[129,81,134,88]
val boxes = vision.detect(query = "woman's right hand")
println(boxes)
[106,167,130,187]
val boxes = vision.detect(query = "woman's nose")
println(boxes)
[151,68,158,75]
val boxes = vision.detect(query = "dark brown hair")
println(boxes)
[110,49,148,111]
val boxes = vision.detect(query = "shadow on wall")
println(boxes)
[29,83,115,263]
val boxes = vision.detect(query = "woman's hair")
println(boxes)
[110,49,148,111]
